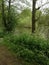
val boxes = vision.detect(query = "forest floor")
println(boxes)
[0,45,21,65]
[0,37,33,65]
[0,38,20,65]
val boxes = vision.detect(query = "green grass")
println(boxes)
[2,33,49,65]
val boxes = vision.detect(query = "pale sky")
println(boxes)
[20,0,49,11]
[30,0,49,9]
[36,0,49,8]
[9,0,49,12]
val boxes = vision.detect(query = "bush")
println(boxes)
[3,33,49,65]
[0,32,4,38]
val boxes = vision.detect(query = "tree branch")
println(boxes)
[36,2,49,10]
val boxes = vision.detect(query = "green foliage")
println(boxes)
[35,8,49,39]
[5,8,19,32]
[18,8,32,27]
[0,32,4,38]
[3,34,49,65]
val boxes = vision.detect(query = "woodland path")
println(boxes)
[0,45,23,65]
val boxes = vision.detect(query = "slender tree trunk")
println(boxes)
[2,0,7,29]
[7,0,11,31]
[32,0,36,33]
[8,0,11,15]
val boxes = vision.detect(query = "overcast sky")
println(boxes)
[36,0,49,8]
[23,0,49,12]
[11,0,49,12]
[28,0,49,10]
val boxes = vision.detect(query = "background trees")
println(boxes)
[0,1,49,65]
[32,0,49,33]
[0,0,49,39]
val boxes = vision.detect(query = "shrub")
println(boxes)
[3,33,49,65]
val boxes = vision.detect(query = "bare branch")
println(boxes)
[36,1,49,10]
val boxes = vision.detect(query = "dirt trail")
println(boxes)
[0,45,22,65]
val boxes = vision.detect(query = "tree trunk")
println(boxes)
[7,0,11,31]
[2,0,7,29]
[8,0,11,15]
[32,0,36,33]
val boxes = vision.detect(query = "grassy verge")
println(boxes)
[2,33,49,65]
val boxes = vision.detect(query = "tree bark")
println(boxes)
[8,0,11,15]
[2,0,7,29]
[32,0,36,33]
[7,0,11,31]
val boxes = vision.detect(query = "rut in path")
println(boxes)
[0,45,23,65]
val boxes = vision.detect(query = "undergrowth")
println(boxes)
[3,33,49,65]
